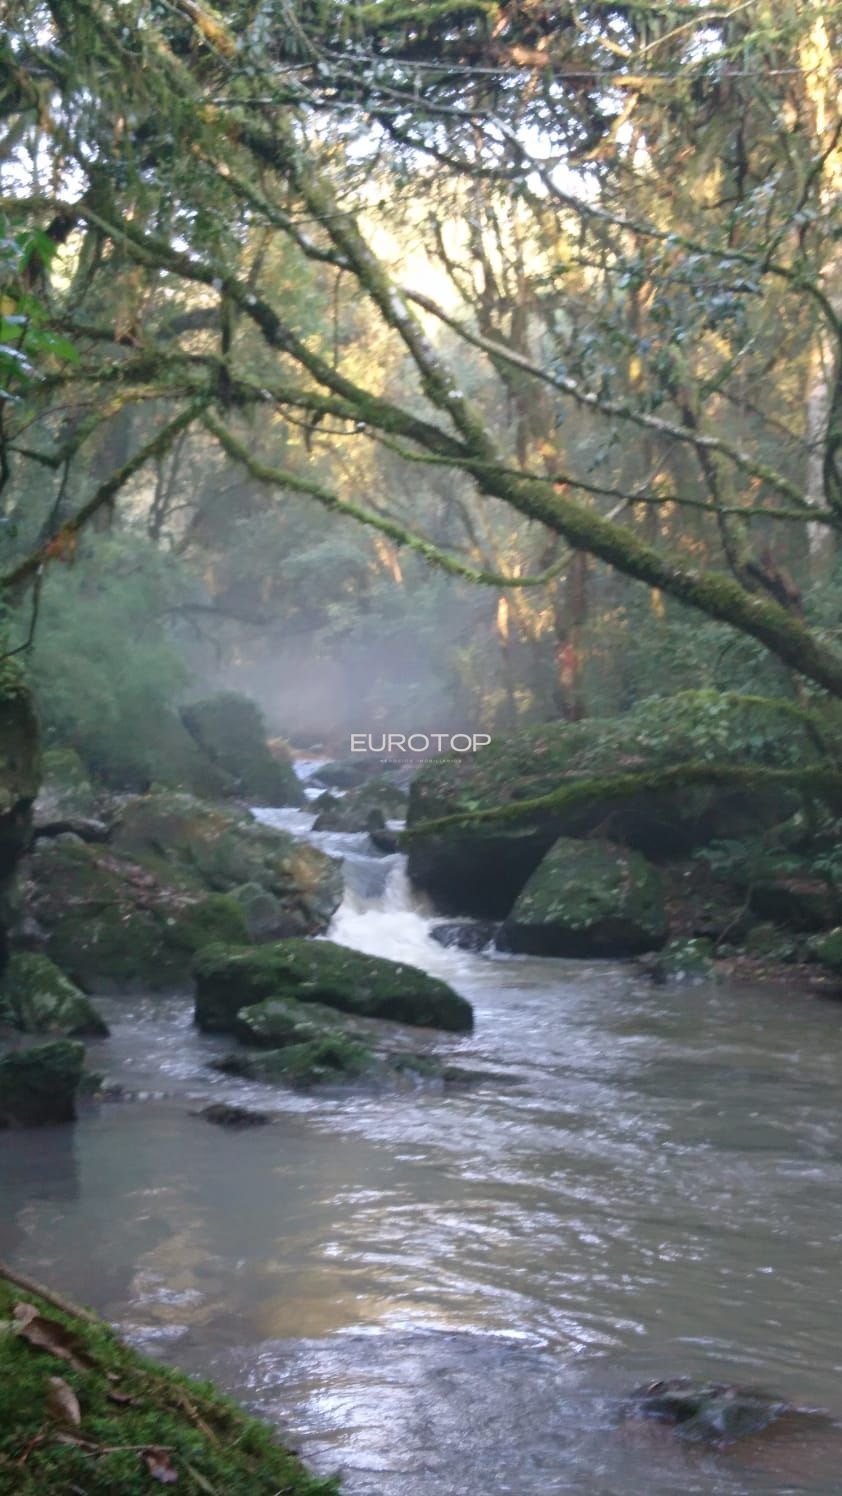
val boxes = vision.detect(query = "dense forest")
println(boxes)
[2,2,842,1493]
[2,0,841,737]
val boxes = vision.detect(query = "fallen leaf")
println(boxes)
[106,1387,135,1406]
[13,1302,93,1372]
[142,1447,179,1485]
[47,1375,81,1427]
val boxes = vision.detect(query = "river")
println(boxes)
[2,794,842,1493]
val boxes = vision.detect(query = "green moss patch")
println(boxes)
[0,1277,338,1495]
[0,953,108,1038]
[406,691,821,917]
[501,837,667,957]
[194,939,473,1034]
[23,838,256,991]
[214,1034,378,1087]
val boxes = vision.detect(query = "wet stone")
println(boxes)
[196,1102,272,1128]
[621,1378,816,1446]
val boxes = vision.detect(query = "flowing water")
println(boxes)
[3,789,842,1493]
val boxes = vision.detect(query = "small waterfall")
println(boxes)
[253,800,476,981]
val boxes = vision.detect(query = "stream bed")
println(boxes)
[2,803,842,1493]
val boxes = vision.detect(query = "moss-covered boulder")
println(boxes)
[22,837,251,991]
[808,926,842,974]
[645,937,716,984]
[0,672,40,964]
[312,777,407,832]
[430,920,499,952]
[234,993,348,1047]
[112,792,341,935]
[0,952,108,1037]
[407,692,815,916]
[0,1277,338,1494]
[500,838,668,957]
[228,880,288,941]
[181,693,303,807]
[213,1038,447,1090]
[34,747,98,825]
[313,757,382,789]
[194,939,473,1034]
[214,1034,378,1087]
[0,1039,85,1126]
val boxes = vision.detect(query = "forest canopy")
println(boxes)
[1,0,841,759]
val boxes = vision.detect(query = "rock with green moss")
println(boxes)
[0,1039,85,1126]
[229,880,289,941]
[646,937,716,984]
[140,708,237,798]
[34,747,98,824]
[0,673,40,963]
[234,993,349,1046]
[22,837,252,991]
[808,926,842,974]
[194,938,473,1034]
[181,692,304,807]
[0,1278,339,1494]
[407,692,814,916]
[500,838,668,957]
[213,1038,447,1090]
[165,892,251,959]
[312,777,407,832]
[112,792,341,934]
[214,1033,378,1087]
[0,952,108,1036]
[314,757,381,789]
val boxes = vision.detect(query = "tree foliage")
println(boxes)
[0,0,841,735]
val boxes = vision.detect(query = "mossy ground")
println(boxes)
[0,1278,338,1496]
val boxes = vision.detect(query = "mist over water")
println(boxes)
[217,589,494,753]
[2,786,842,1493]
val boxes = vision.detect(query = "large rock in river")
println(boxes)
[0,951,108,1037]
[181,692,303,807]
[0,1039,85,1126]
[22,835,252,991]
[407,692,811,917]
[621,1378,823,1446]
[312,776,407,832]
[112,791,341,934]
[21,793,342,989]
[500,838,667,957]
[194,939,473,1034]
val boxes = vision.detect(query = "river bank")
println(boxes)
[4,723,842,1492]
[3,790,842,1492]
[0,1267,337,1495]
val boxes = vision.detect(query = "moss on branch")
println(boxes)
[403,761,842,839]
